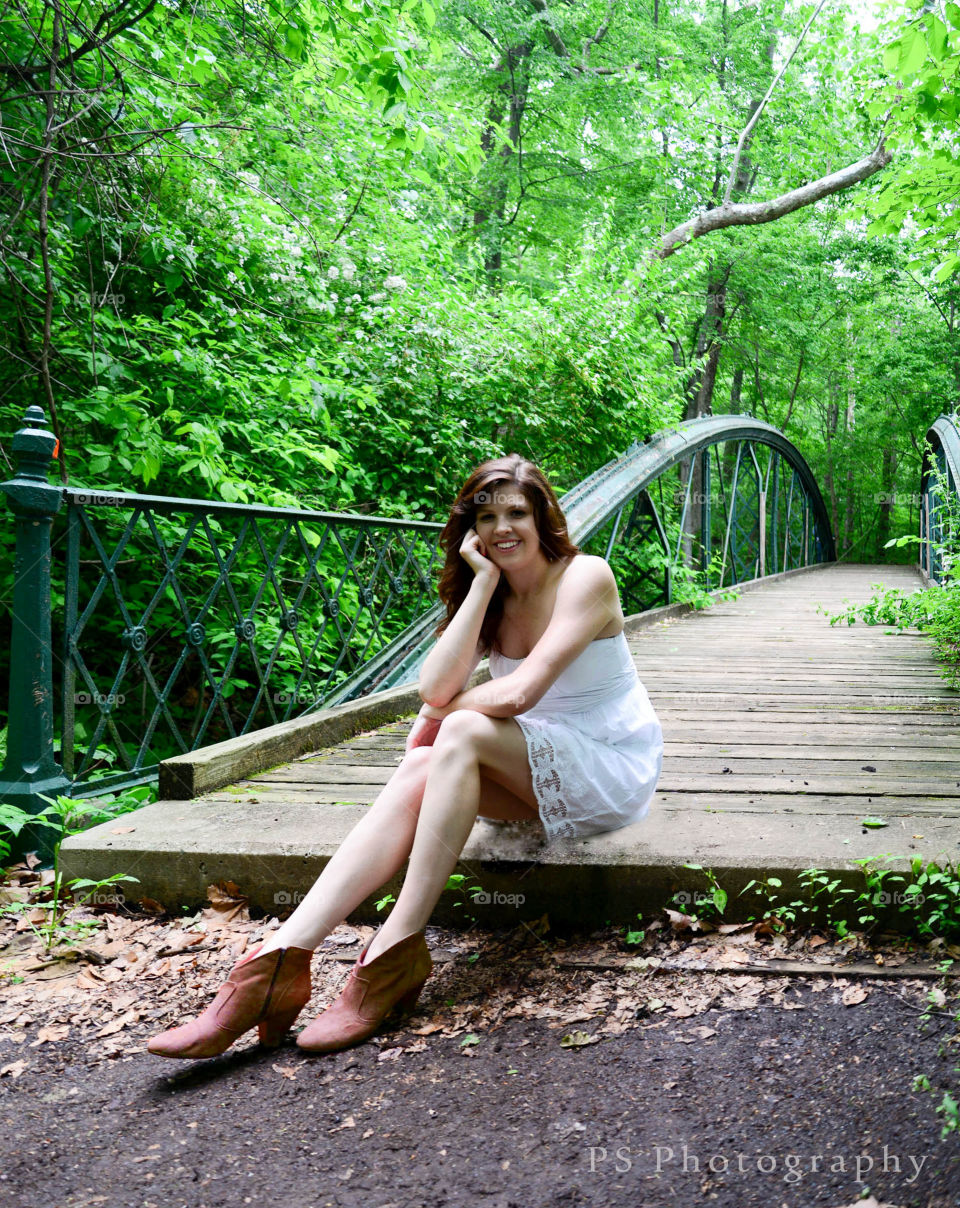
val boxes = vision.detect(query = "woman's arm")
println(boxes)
[418,530,499,708]
[424,556,620,720]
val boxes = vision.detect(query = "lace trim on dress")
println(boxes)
[527,731,578,840]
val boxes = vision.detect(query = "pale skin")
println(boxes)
[248,484,623,967]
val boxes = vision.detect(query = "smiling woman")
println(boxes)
[146,453,663,1064]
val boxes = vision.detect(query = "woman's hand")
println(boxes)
[405,704,447,752]
[459,527,500,585]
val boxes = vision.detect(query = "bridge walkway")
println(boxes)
[61,563,960,927]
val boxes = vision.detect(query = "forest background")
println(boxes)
[2,0,958,545]
[1,0,959,769]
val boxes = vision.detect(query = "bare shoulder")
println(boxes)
[559,553,617,592]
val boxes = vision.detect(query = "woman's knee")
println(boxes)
[399,744,434,773]
[433,709,491,749]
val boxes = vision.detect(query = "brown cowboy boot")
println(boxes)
[296,930,432,1054]
[147,944,313,1059]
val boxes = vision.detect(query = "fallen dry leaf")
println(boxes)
[560,1030,600,1049]
[0,1060,27,1078]
[34,1024,69,1044]
[842,985,868,1007]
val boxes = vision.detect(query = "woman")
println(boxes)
[147,454,663,1060]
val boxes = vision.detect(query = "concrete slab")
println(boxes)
[60,562,960,930]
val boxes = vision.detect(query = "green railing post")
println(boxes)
[0,406,70,860]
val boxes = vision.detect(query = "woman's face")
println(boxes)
[472,484,541,567]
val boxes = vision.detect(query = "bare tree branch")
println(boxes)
[723,0,830,207]
[582,0,616,67]
[657,137,891,259]
[527,0,569,59]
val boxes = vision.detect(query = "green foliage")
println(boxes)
[816,435,960,686]
[0,787,152,950]
[739,856,960,941]
[0,0,957,775]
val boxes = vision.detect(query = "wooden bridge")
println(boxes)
[61,562,960,928]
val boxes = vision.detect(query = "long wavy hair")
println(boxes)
[433,454,581,656]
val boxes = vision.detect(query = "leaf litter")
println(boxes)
[0,864,944,1073]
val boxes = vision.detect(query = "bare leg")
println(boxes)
[247,746,434,959]
[362,709,537,964]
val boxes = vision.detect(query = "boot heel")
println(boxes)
[258,1007,302,1048]
[394,979,427,1016]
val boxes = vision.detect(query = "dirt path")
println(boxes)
[2,881,960,1207]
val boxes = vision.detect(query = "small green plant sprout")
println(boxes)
[375,892,397,912]
[936,1091,960,1139]
[672,863,727,920]
[444,872,486,908]
[738,875,788,929]
[0,794,142,951]
[624,915,646,946]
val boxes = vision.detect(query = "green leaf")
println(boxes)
[926,15,949,61]
[935,255,960,282]
[899,28,928,75]
[860,816,889,829]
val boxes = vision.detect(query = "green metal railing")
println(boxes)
[0,407,834,851]
[364,415,837,698]
[0,406,443,836]
[920,415,960,584]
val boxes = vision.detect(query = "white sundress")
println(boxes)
[488,630,664,842]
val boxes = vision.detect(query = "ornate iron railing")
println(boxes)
[345,415,835,701]
[0,409,833,826]
[0,406,443,811]
[919,414,960,584]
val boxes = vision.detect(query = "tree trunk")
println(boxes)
[473,41,532,281]
[877,445,896,559]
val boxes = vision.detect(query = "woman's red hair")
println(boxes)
[434,454,580,655]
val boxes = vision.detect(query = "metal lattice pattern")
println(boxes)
[57,492,443,793]
[365,416,835,698]
[919,417,960,584]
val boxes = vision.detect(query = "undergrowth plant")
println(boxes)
[0,788,151,952]
[816,435,960,688]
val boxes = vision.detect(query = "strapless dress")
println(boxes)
[488,629,663,842]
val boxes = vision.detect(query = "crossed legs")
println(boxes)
[252,711,539,964]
